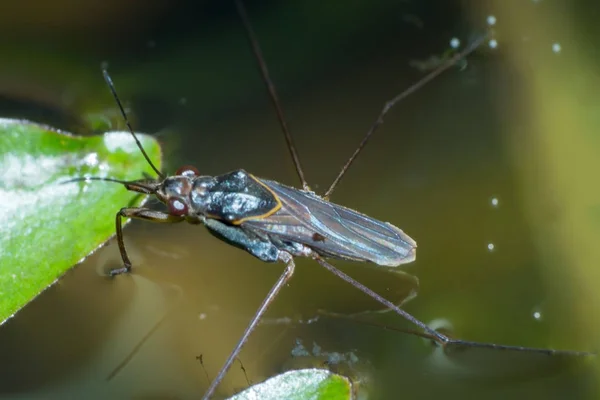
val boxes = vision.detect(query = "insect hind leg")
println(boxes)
[312,255,597,359]
[311,253,450,344]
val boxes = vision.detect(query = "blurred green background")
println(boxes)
[1,0,599,399]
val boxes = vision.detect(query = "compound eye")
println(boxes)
[168,197,188,216]
[176,165,199,177]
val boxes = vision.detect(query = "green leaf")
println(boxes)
[228,368,353,400]
[0,118,161,324]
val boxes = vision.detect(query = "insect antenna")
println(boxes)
[235,0,310,192]
[102,69,165,179]
[63,176,136,185]
[323,33,489,199]
[62,176,159,195]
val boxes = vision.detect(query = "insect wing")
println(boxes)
[244,179,416,266]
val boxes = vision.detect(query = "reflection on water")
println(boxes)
[1,1,599,399]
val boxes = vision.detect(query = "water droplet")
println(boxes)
[450,37,461,49]
[487,15,497,26]
[487,243,495,251]
[489,39,498,49]
[491,197,499,207]
[82,152,99,167]
[552,42,562,53]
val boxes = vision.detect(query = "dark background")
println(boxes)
[0,0,598,399]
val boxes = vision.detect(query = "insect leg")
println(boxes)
[202,251,295,400]
[311,254,450,345]
[112,207,185,276]
[203,218,280,262]
[322,34,488,199]
[235,0,310,191]
[314,261,596,358]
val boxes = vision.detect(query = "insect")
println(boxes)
[71,2,593,399]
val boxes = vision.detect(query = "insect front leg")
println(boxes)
[112,207,185,276]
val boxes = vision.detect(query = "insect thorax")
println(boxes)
[191,169,280,223]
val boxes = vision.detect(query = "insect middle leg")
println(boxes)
[202,250,295,400]
[201,218,296,399]
[112,207,185,276]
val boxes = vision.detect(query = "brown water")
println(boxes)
[1,1,599,399]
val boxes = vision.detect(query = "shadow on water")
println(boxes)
[0,0,599,399]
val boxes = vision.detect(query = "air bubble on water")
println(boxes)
[291,339,310,357]
[489,39,498,49]
[450,37,460,49]
[487,15,496,26]
[531,305,544,321]
[312,342,322,356]
[552,42,562,54]
[491,197,499,207]
[487,243,495,251]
